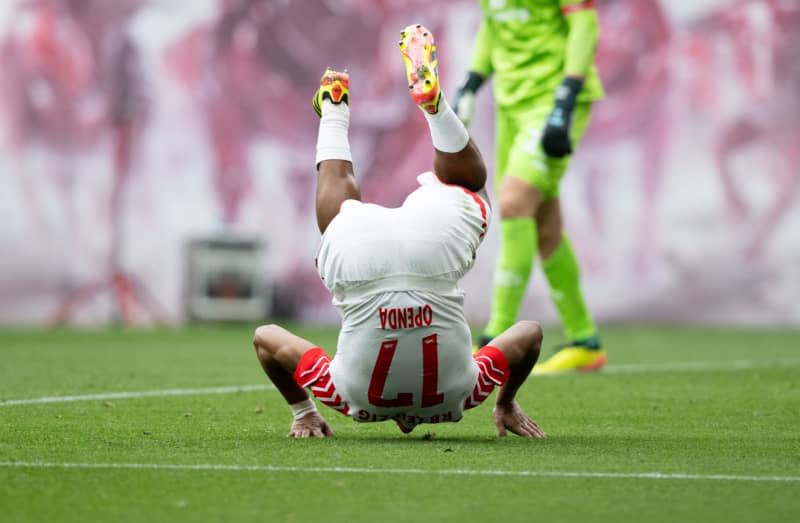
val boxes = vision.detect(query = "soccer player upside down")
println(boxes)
[253,24,546,438]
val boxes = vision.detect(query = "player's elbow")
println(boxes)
[253,324,281,350]
[518,320,543,357]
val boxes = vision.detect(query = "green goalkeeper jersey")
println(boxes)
[470,0,604,110]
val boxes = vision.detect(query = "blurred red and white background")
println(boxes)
[0,0,798,326]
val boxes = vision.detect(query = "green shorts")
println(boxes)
[495,101,592,200]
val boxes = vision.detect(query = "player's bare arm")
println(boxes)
[483,321,547,438]
[253,324,334,438]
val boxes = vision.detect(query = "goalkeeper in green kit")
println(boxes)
[454,0,605,374]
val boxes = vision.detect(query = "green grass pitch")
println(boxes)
[1,325,798,522]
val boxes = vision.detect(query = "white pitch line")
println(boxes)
[1,461,798,483]
[0,384,274,407]
[601,358,800,374]
[1,358,798,407]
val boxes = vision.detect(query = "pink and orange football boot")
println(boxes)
[312,67,350,116]
[399,24,440,114]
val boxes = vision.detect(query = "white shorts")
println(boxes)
[293,337,509,431]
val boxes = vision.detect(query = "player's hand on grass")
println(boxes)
[541,76,583,158]
[288,411,334,438]
[493,401,546,438]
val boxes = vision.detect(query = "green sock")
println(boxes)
[541,236,598,341]
[484,218,537,338]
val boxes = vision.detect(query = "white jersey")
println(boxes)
[315,172,490,423]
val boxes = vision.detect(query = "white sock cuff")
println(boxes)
[289,398,317,420]
[316,101,352,166]
[424,97,470,153]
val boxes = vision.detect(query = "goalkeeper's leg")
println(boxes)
[532,198,605,374]
[480,177,542,346]
[537,198,597,342]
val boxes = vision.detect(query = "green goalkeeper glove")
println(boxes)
[541,76,583,158]
[452,71,485,128]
